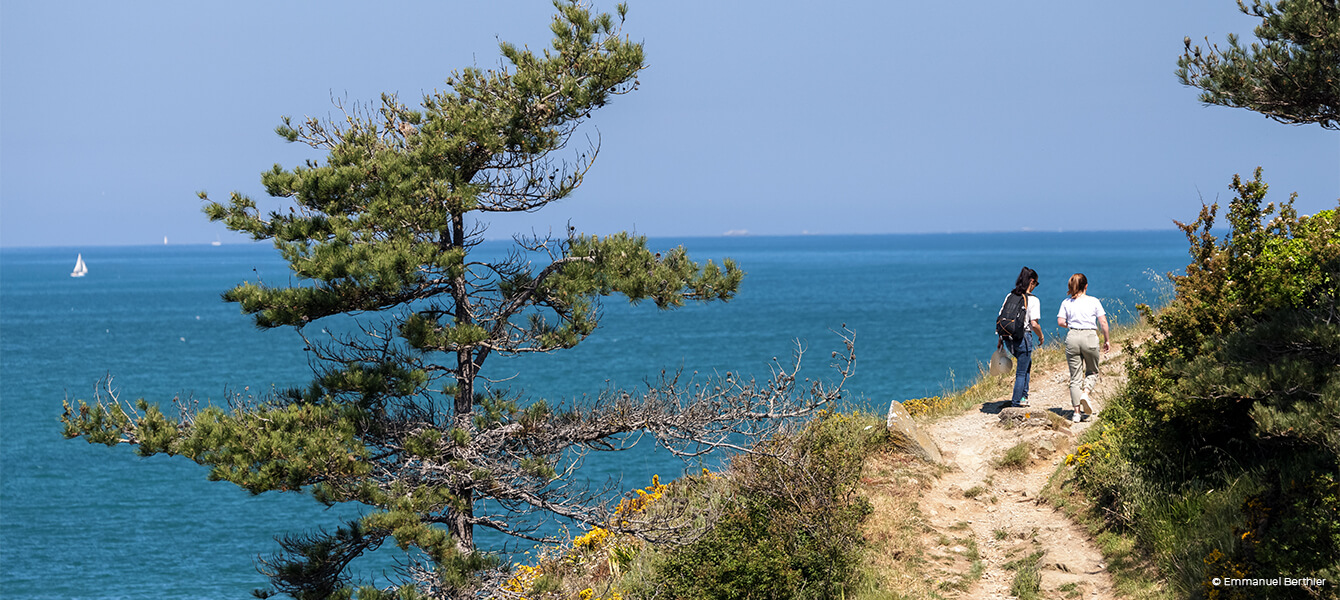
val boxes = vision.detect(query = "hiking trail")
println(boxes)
[913,342,1135,599]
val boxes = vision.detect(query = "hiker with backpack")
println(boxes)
[1057,273,1110,422]
[997,267,1043,408]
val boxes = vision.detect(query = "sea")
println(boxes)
[1,231,1187,598]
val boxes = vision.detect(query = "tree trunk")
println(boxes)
[451,349,477,553]
[445,215,477,553]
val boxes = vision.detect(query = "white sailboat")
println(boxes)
[71,253,88,277]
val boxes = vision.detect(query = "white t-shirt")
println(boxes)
[1000,293,1041,325]
[1058,295,1105,329]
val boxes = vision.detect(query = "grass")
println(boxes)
[1040,453,1173,600]
[1000,548,1045,600]
[964,539,985,587]
[851,450,946,600]
[933,537,983,593]
[994,441,1031,470]
[1044,434,1275,600]
[1009,562,1042,600]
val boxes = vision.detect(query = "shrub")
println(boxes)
[645,411,887,600]
[1067,170,1340,598]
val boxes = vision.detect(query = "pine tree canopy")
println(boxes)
[61,2,857,598]
[1177,0,1340,129]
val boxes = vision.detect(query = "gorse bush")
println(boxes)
[1068,169,1340,599]
[646,411,888,600]
[900,395,949,417]
[491,412,889,600]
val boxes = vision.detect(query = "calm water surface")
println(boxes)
[1,232,1187,598]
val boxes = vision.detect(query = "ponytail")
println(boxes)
[1012,267,1038,296]
[1067,273,1088,298]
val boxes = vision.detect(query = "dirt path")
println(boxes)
[917,344,1133,600]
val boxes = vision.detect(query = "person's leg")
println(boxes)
[1081,331,1099,388]
[1080,330,1101,413]
[1021,346,1032,400]
[1065,333,1084,408]
[1011,343,1032,406]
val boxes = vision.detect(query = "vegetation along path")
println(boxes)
[865,338,1144,600]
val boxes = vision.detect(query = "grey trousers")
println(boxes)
[1065,329,1100,407]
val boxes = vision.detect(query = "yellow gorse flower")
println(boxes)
[500,563,542,596]
[613,474,668,518]
[574,526,612,551]
[493,476,662,599]
[901,396,949,416]
[1064,443,1094,467]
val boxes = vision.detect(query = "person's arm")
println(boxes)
[1028,295,1044,343]
[1098,314,1110,352]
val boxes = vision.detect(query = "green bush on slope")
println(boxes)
[1069,169,1340,599]
[644,411,887,600]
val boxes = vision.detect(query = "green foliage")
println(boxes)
[1178,0,1340,129]
[1121,168,1339,465]
[62,395,375,495]
[1066,170,1340,597]
[62,3,753,598]
[645,412,887,600]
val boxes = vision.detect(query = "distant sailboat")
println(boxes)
[71,254,88,277]
[211,235,222,247]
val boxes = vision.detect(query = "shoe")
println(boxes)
[1071,410,1083,423]
[1079,396,1094,415]
[1013,397,1029,408]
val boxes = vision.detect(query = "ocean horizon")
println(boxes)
[1,227,1187,251]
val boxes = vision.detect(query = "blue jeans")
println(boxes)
[1005,333,1033,404]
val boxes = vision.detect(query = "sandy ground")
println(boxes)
[916,343,1133,599]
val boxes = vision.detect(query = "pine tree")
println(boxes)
[1177,0,1340,129]
[61,3,854,597]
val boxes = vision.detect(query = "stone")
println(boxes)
[997,406,1051,427]
[1034,437,1056,458]
[886,399,943,463]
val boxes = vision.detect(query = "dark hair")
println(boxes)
[1068,273,1088,298]
[1012,267,1038,296]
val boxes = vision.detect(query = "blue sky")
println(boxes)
[2,1,1335,248]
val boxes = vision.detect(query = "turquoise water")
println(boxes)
[2,232,1186,598]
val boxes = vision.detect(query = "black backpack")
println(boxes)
[996,293,1028,340]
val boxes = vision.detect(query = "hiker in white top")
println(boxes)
[999,267,1043,407]
[1057,273,1109,422]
